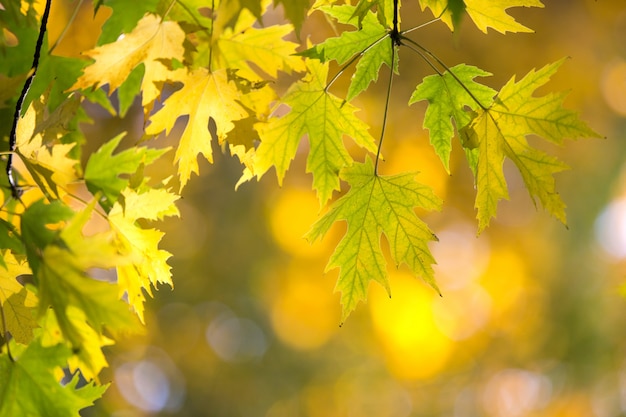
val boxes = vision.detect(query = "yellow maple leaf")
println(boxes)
[419,0,543,34]
[39,307,114,382]
[0,252,36,344]
[146,68,251,189]
[108,188,180,323]
[14,100,78,199]
[71,14,185,106]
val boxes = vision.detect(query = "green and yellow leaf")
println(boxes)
[0,340,107,417]
[306,157,442,321]
[466,59,601,231]
[410,64,496,172]
[253,58,377,205]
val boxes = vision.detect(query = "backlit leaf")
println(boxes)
[72,14,186,107]
[84,133,167,211]
[145,67,252,189]
[410,64,496,172]
[109,188,180,322]
[253,58,377,205]
[306,157,442,321]
[0,340,107,417]
[466,59,601,231]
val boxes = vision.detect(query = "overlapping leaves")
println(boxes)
[0,0,602,414]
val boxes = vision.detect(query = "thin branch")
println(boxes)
[6,0,52,200]
[49,0,84,54]
[208,0,215,73]
[400,16,442,36]
[400,40,443,76]
[374,39,396,176]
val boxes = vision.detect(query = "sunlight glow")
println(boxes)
[370,272,453,380]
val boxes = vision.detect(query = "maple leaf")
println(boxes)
[146,67,255,189]
[108,188,180,322]
[0,253,36,344]
[15,100,79,199]
[410,64,496,172]
[0,340,107,417]
[71,14,186,107]
[306,157,442,321]
[419,0,543,34]
[84,133,167,211]
[21,200,140,347]
[465,59,601,231]
[302,5,394,101]
[349,0,394,28]
[253,58,377,205]
[214,24,305,79]
[39,307,114,382]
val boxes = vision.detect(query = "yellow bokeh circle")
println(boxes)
[369,272,453,380]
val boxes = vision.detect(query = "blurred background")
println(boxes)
[36,0,626,416]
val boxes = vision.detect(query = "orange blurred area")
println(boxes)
[21,1,626,416]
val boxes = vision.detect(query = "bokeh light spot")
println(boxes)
[595,198,626,259]
[482,369,552,417]
[601,60,626,117]
[206,313,268,361]
[271,271,338,350]
[114,350,185,414]
[370,272,453,380]
[268,188,326,258]
[432,283,491,340]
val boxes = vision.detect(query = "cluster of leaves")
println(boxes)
[0,0,598,413]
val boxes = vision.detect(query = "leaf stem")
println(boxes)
[374,39,396,175]
[400,16,442,36]
[208,0,215,73]
[161,0,178,22]
[6,0,52,201]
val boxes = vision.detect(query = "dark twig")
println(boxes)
[6,0,52,199]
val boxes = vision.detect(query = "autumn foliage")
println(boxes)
[0,0,600,414]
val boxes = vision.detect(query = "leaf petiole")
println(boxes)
[374,38,396,175]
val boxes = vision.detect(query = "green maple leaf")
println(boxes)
[465,59,601,232]
[410,64,496,172]
[97,0,160,44]
[306,157,442,321]
[0,340,107,417]
[254,58,377,205]
[302,5,394,101]
[350,0,394,28]
[84,133,167,211]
